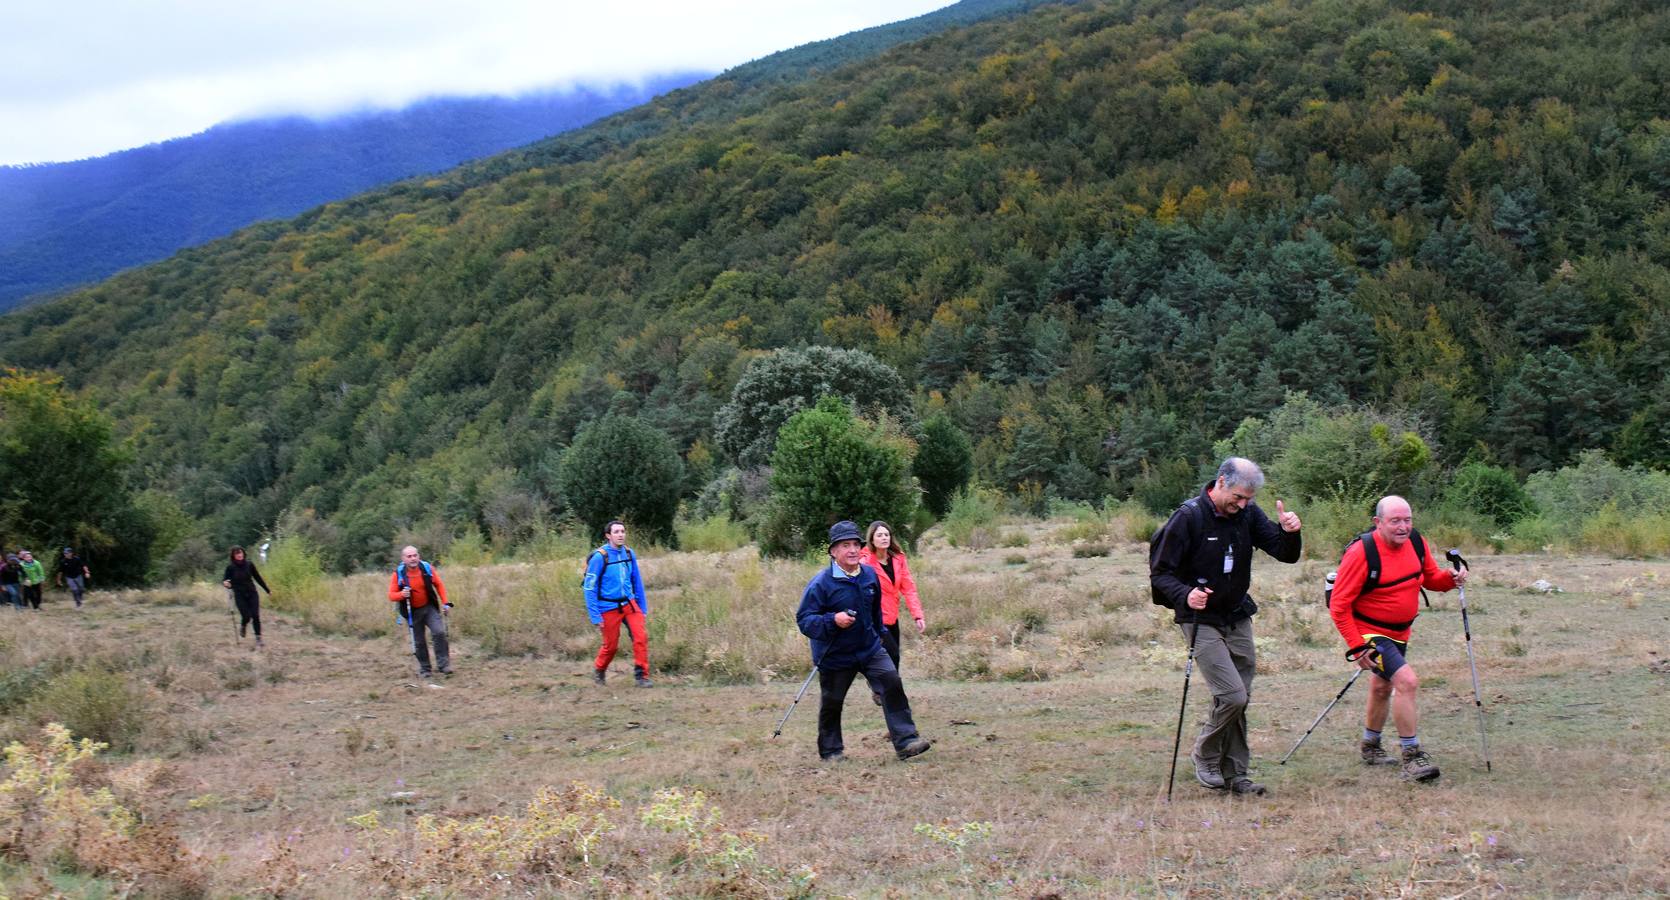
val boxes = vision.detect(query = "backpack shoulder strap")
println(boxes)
[1359,531,1382,591]
[1410,530,1427,566]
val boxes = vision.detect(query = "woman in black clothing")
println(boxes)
[221,546,272,647]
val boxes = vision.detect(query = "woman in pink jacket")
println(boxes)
[860,521,926,677]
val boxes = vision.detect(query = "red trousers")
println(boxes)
[594,602,649,672]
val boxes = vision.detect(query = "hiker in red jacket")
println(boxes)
[1329,495,1467,782]
[387,545,452,678]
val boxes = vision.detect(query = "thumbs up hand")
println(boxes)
[1276,499,1301,532]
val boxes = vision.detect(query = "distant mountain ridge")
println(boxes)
[0,76,705,308]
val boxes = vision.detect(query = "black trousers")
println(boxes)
[233,590,262,636]
[817,647,919,758]
[880,621,902,667]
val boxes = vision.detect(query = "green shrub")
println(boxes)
[677,515,751,553]
[1525,450,1670,524]
[1072,545,1111,558]
[559,415,685,545]
[941,487,1002,548]
[1273,409,1434,508]
[1444,461,1536,526]
[24,669,150,752]
[766,397,917,556]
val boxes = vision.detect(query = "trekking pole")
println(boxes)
[1446,549,1491,772]
[771,667,819,739]
[772,614,849,739]
[227,588,240,643]
[398,599,420,671]
[1279,645,1378,765]
[1165,621,1200,802]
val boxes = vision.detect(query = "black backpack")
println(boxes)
[1325,530,1431,625]
[1149,497,1213,606]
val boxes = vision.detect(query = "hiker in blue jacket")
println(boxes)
[584,521,652,687]
[795,520,931,762]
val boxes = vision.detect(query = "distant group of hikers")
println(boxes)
[1,547,91,610]
[44,450,1470,790]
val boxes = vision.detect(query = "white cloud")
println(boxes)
[0,0,951,165]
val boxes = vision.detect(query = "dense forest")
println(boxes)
[2,0,1668,575]
[0,77,707,309]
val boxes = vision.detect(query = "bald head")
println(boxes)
[1372,495,1413,547]
[401,545,421,567]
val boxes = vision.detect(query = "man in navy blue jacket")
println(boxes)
[796,520,932,762]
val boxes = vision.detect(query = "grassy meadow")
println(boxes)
[0,514,1666,897]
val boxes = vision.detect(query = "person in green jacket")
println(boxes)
[17,550,46,610]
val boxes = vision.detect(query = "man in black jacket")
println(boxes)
[1150,457,1302,796]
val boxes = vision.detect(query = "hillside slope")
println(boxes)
[1,0,1667,569]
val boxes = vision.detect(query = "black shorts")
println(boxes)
[1367,636,1411,681]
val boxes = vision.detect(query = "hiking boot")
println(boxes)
[254,636,264,649]
[1401,745,1441,782]
[592,668,606,685]
[440,666,453,676]
[419,670,433,680]
[634,666,653,688]
[896,737,932,760]
[1361,739,1399,766]
[1228,776,1268,796]
[821,753,847,763]
[1193,754,1226,790]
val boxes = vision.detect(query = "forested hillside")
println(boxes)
[2,0,1668,573]
[0,78,705,308]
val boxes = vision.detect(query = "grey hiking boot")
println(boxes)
[1228,776,1268,796]
[1361,739,1399,766]
[1193,754,1226,790]
[254,636,264,649]
[634,666,653,688]
[896,737,932,760]
[592,668,606,686]
[1401,745,1441,782]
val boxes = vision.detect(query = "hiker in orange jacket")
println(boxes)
[387,545,452,678]
[1329,495,1466,782]
[859,520,925,670]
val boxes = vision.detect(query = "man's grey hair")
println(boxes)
[1216,457,1265,491]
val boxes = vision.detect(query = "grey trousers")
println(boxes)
[408,603,450,674]
[1180,618,1256,779]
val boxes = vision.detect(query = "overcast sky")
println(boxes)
[1,0,951,166]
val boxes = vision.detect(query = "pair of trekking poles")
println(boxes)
[1165,549,1490,801]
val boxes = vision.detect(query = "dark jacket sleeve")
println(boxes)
[1249,504,1301,563]
[250,564,271,594]
[1149,507,1196,611]
[796,576,837,642]
[223,564,235,583]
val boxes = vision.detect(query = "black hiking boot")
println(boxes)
[1228,776,1268,796]
[1401,745,1441,782]
[1361,739,1399,766]
[592,668,606,686]
[896,737,932,760]
[634,666,653,688]
[254,636,264,649]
